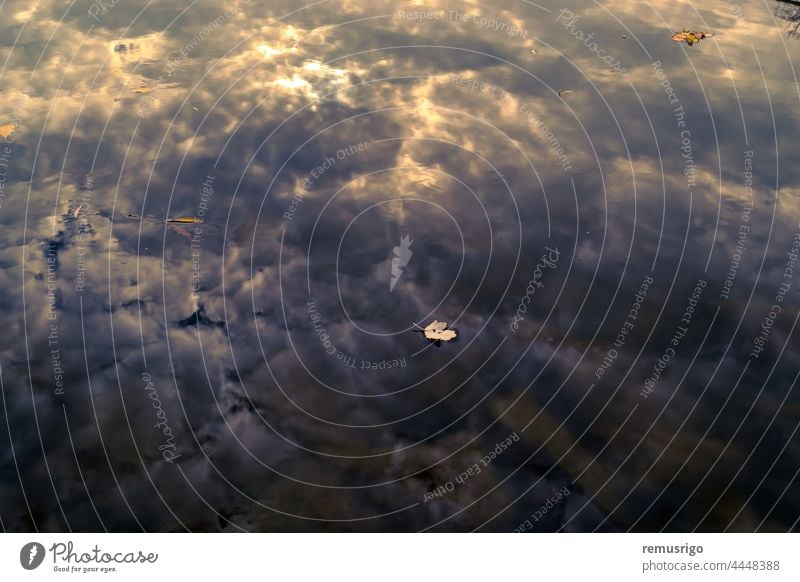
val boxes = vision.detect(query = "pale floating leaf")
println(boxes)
[421,320,457,342]
[0,124,16,138]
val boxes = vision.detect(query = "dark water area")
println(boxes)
[1,0,799,532]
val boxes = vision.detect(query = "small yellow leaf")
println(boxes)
[133,86,153,94]
[0,124,16,138]
[671,29,711,46]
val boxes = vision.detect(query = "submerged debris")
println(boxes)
[168,223,194,240]
[176,304,226,333]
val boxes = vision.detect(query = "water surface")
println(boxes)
[1,0,799,532]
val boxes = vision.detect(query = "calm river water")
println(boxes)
[1,0,799,531]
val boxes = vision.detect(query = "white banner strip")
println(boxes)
[1,533,798,581]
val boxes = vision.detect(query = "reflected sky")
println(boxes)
[1,0,800,532]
